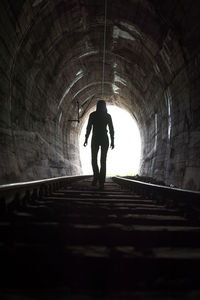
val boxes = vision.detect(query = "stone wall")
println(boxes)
[139,30,200,190]
[0,1,82,184]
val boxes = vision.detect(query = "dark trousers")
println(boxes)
[91,136,109,185]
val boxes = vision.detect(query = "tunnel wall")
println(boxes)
[139,31,200,190]
[0,1,81,184]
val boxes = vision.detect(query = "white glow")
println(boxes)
[114,73,127,86]
[79,50,98,59]
[58,73,83,110]
[76,69,83,76]
[113,26,135,41]
[79,105,141,176]
[112,84,120,94]
[120,22,142,36]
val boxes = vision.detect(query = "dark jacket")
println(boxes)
[85,111,114,143]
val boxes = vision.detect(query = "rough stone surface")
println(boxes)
[0,0,200,189]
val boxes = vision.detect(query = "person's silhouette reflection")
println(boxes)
[84,100,114,190]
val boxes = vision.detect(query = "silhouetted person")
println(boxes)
[84,100,114,190]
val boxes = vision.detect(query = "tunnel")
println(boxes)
[0,0,200,191]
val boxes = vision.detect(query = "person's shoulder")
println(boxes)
[89,111,96,118]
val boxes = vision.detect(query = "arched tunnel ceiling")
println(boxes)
[11,0,191,128]
[2,0,200,187]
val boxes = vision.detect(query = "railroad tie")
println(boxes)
[0,177,200,297]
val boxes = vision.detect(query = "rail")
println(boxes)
[0,175,92,214]
[112,176,200,212]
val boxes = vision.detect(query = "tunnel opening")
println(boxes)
[79,105,141,176]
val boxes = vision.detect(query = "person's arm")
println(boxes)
[108,114,114,149]
[84,114,93,146]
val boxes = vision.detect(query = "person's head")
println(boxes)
[96,100,107,113]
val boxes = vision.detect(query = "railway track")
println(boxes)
[0,175,200,299]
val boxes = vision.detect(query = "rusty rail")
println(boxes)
[0,175,92,214]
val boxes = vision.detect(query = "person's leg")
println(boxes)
[91,140,100,185]
[99,137,109,189]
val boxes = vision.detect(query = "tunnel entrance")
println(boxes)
[79,105,141,176]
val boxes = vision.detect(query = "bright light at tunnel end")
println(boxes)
[79,105,141,177]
